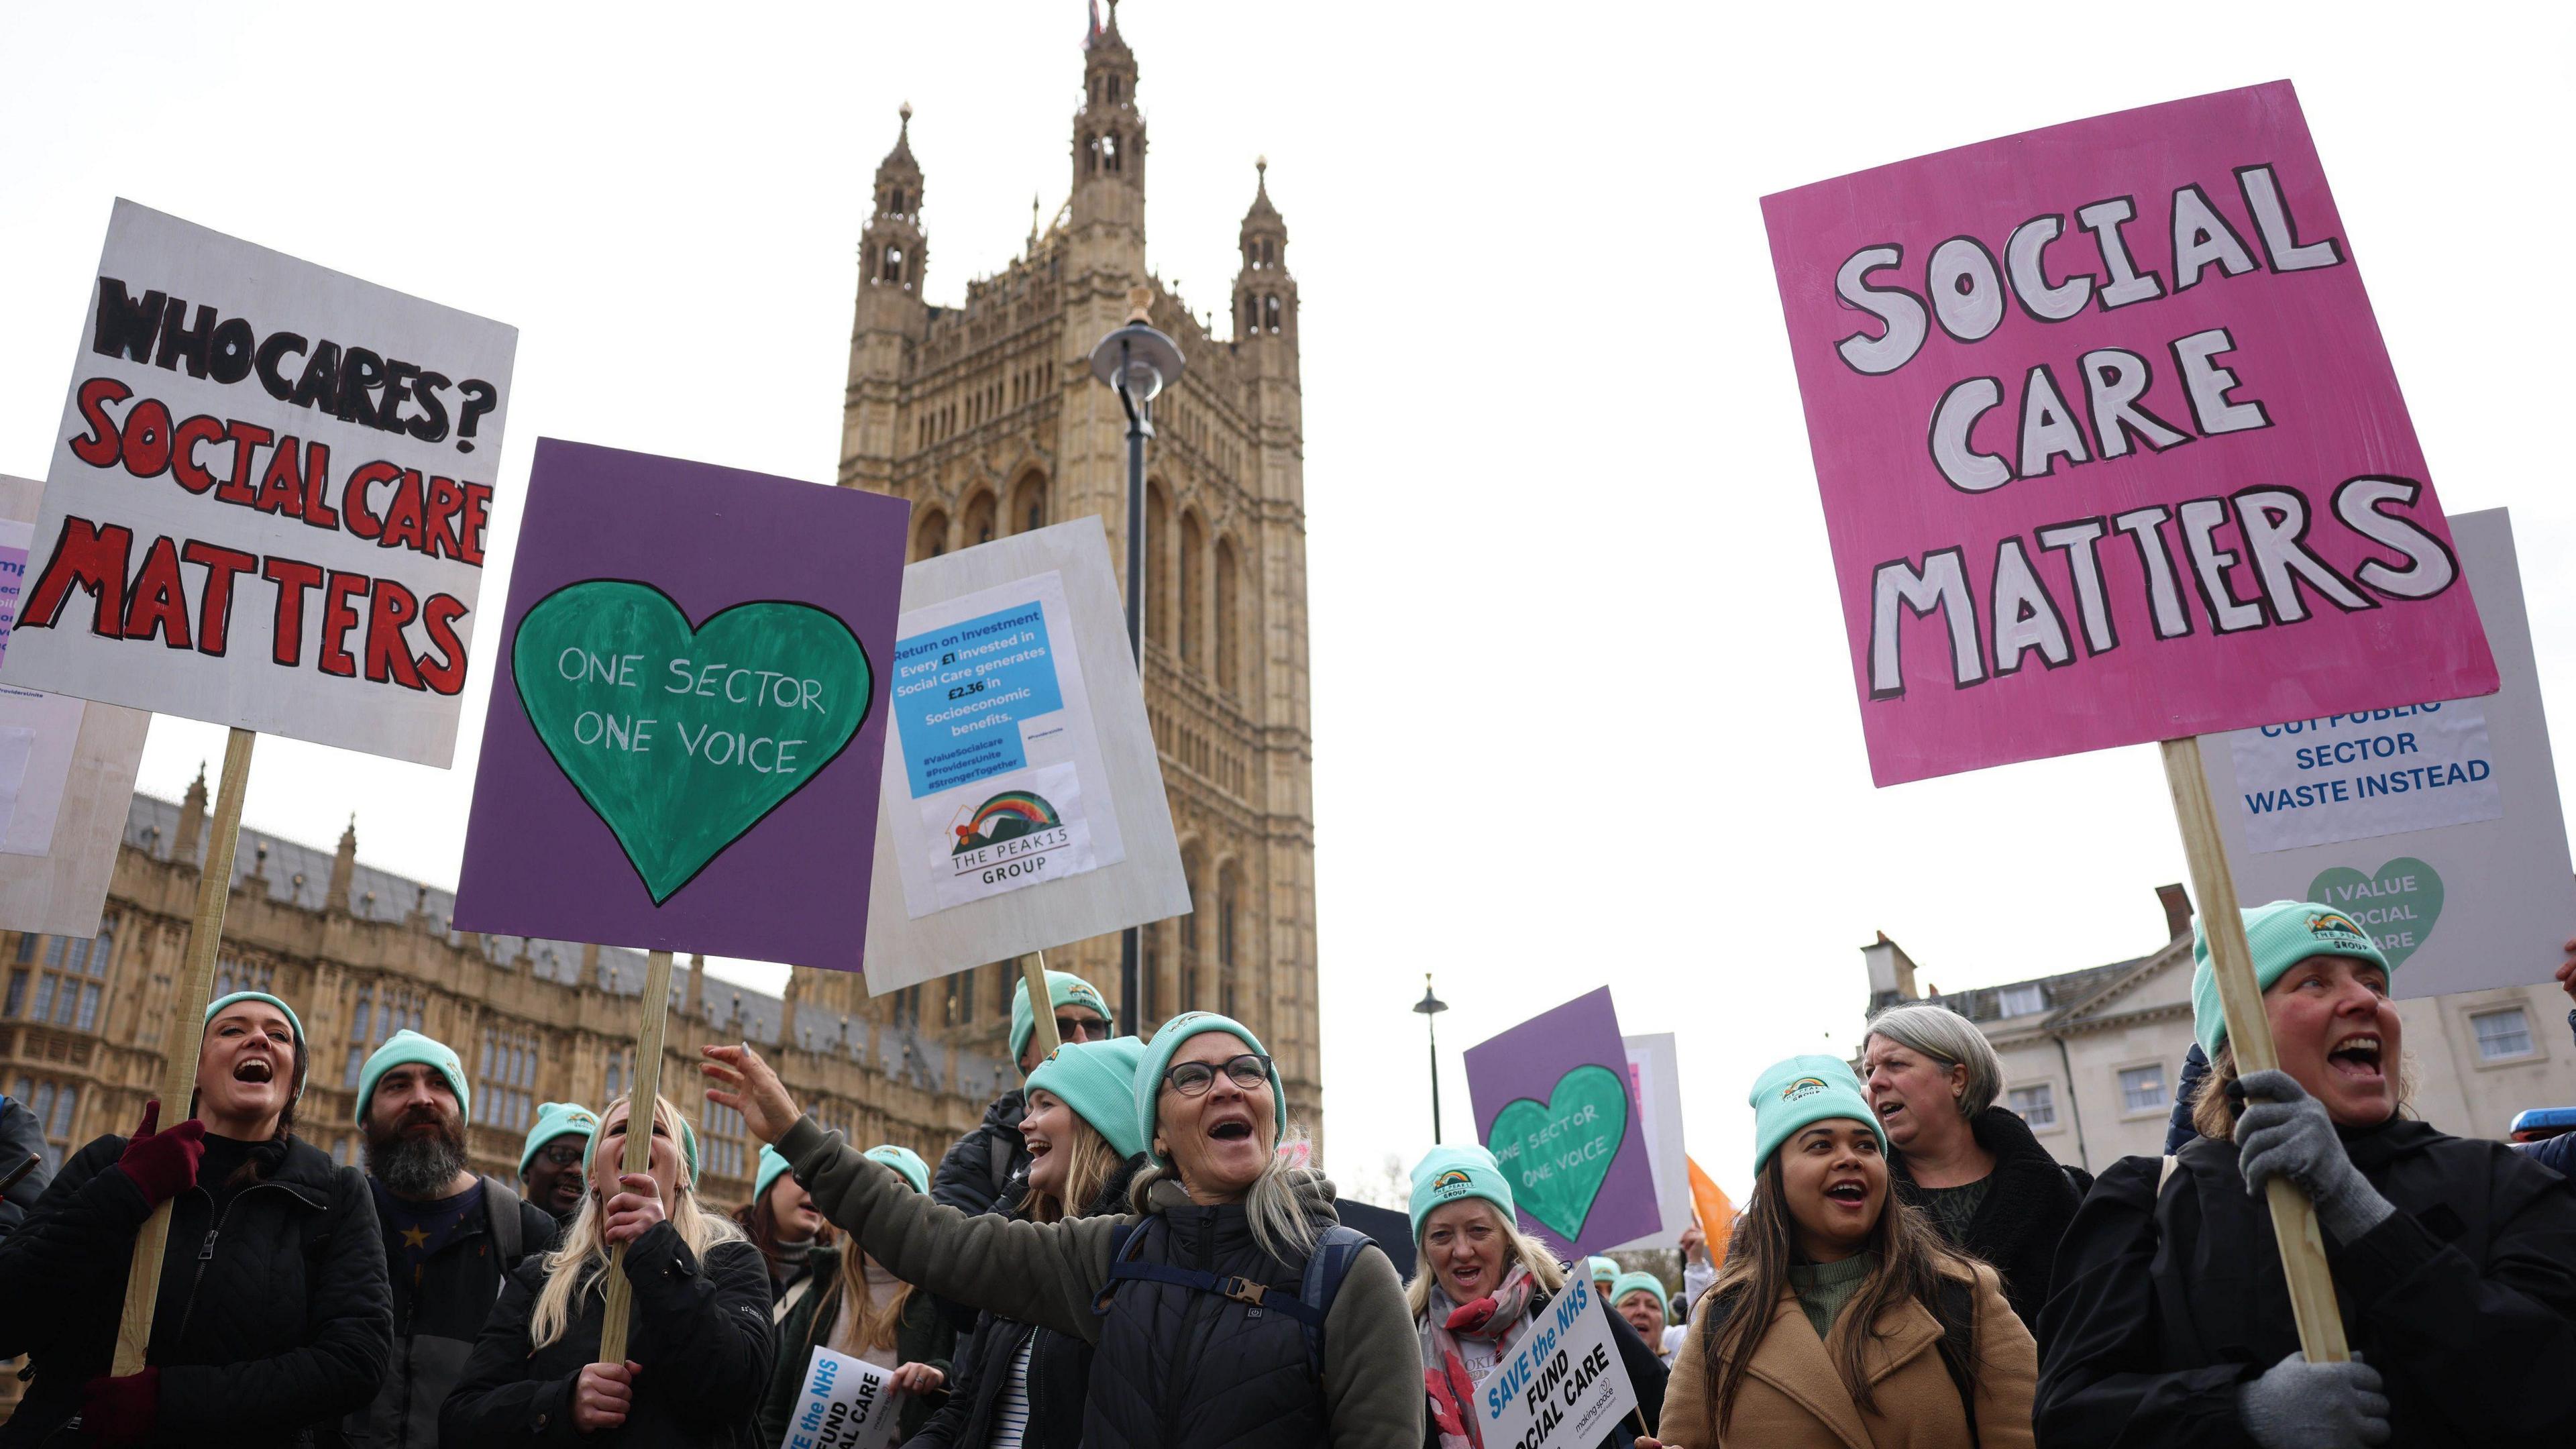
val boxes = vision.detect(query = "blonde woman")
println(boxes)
[439,1093,771,1447]
[1406,1144,1667,1449]
[755,1145,954,1446]
[705,1011,1422,1448]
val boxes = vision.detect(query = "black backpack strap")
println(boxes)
[1932,1277,1978,1442]
[1089,1219,1361,1373]
[481,1177,525,1265]
[1294,1224,1373,1378]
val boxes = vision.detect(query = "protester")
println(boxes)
[345,1030,557,1449]
[0,990,391,1448]
[518,1101,598,1225]
[707,1010,1425,1446]
[1612,1271,1675,1365]
[441,1091,771,1447]
[2037,902,2576,1446]
[1407,1142,1668,1448]
[1861,1002,2084,1334]
[889,1037,1149,1449]
[932,968,1113,1216]
[1587,1254,1621,1296]
[1678,1222,1716,1311]
[1650,1055,2036,1449]
[752,1144,951,1442]
[0,1088,52,1236]
[739,1142,832,1315]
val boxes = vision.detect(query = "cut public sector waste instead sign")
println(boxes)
[0,201,518,767]
[2198,509,2576,999]
[862,517,1188,994]
[452,440,908,968]
[1761,82,2496,786]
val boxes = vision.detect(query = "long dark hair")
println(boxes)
[734,1189,835,1283]
[1699,1150,1982,1434]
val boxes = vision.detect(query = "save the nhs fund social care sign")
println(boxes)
[1761,83,2494,786]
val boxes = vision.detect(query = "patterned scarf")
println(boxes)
[1418,1262,1538,1449]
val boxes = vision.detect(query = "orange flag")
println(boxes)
[1686,1155,1734,1266]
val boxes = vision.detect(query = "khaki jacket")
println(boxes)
[1658,1261,2035,1449]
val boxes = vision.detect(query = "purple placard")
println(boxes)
[1462,987,1662,1261]
[452,439,908,968]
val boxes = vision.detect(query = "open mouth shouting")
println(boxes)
[233,1057,275,1086]
[2326,1032,2385,1084]
[1822,1176,1872,1212]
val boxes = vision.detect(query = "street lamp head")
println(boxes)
[1413,974,1448,1016]
[1088,290,1185,406]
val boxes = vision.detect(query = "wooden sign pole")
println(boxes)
[597,947,676,1366]
[1020,949,1062,1060]
[2160,738,2350,1362]
[113,727,256,1376]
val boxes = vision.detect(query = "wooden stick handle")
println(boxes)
[1022,951,1061,1060]
[598,948,676,1366]
[2161,738,2350,1362]
[114,728,256,1377]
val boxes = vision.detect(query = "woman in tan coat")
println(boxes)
[1644,1056,2035,1449]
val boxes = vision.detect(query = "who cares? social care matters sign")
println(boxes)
[1762,83,2495,786]
[0,202,515,767]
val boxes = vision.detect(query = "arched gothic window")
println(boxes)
[914,507,950,562]
[1010,472,1047,535]
[1179,512,1205,667]
[963,490,998,548]
[1215,537,1240,694]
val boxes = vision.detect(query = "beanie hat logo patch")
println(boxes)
[1780,1075,1830,1102]
[1430,1169,1472,1192]
[2307,910,2369,944]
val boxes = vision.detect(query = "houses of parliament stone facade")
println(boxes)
[0,7,1322,1227]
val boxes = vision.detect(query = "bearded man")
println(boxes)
[343,1030,555,1449]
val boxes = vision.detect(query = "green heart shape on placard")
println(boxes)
[1487,1063,1629,1242]
[512,580,871,904]
[2306,857,2445,969]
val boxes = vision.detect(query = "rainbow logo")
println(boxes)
[951,791,1063,854]
[2307,910,2367,941]
[1431,1169,1472,1191]
[1781,1076,1829,1102]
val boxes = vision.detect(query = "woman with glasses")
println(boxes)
[932,969,1116,1218]
[704,1011,1424,1447]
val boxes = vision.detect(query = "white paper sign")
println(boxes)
[777,1345,901,1449]
[1605,1033,1690,1254]
[2200,509,2576,998]
[864,518,1189,994]
[0,200,517,767]
[1477,1272,1639,1449]
[0,514,85,855]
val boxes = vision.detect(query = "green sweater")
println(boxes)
[774,1113,1424,1448]
[755,1242,954,1446]
[1787,1252,1879,1340]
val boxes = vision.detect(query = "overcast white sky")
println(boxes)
[3,2,2569,1199]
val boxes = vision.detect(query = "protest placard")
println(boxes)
[777,1344,902,1449]
[0,201,518,767]
[1464,987,1661,1262]
[1474,1270,1640,1449]
[0,475,148,936]
[861,517,1187,994]
[1762,82,2495,788]
[451,440,908,968]
[2198,509,2575,1000]
[1603,1032,1688,1254]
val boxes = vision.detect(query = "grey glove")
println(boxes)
[2235,1069,2394,1242]
[2237,1351,2389,1448]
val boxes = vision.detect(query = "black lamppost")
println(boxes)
[1413,974,1449,1144]
[1087,286,1184,1036]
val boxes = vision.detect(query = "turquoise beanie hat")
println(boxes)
[203,991,308,1103]
[1026,1036,1150,1161]
[1132,1012,1286,1168]
[753,1144,794,1205]
[1407,1143,1515,1245]
[1586,1255,1620,1285]
[1749,1055,1885,1172]
[1011,969,1114,1070]
[1610,1271,1668,1311]
[584,1095,701,1185]
[354,1028,469,1123]
[865,1144,930,1194]
[518,1102,599,1176]
[2192,900,2392,1056]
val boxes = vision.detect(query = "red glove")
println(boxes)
[115,1101,205,1207]
[80,1366,159,1446]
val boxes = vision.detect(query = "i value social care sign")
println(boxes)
[1762,83,2496,786]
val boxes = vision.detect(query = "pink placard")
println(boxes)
[1763,82,2496,786]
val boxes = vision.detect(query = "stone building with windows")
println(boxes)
[1860,883,2576,1173]
[816,4,1324,1137]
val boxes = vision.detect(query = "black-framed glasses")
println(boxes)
[1057,1014,1109,1042]
[537,1142,586,1167]
[1163,1053,1271,1097]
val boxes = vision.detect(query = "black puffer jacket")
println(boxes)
[0,1130,392,1448]
[2036,1118,2576,1446]
[1891,1104,2084,1334]
[438,1222,773,1448]
[929,1089,1028,1218]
